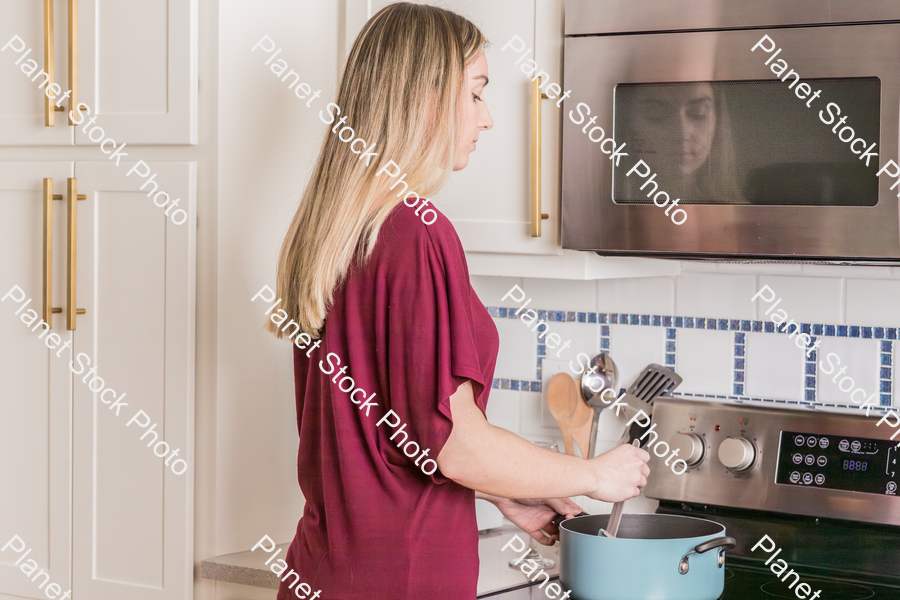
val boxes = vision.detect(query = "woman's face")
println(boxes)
[454,50,494,171]
[629,83,716,177]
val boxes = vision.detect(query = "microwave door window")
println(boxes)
[612,78,881,207]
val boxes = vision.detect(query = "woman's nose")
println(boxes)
[480,102,494,131]
[678,110,699,139]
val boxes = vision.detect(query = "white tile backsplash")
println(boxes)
[608,325,667,390]
[596,403,630,444]
[522,277,598,312]
[676,273,757,319]
[756,276,843,324]
[596,277,675,315]
[485,389,521,432]
[744,332,806,401]
[494,318,538,381]
[815,338,880,407]
[676,329,735,396]
[519,389,565,438]
[846,279,900,326]
[545,321,600,368]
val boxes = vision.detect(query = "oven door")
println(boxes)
[561,24,900,260]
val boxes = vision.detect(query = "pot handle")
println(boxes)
[678,536,736,575]
[550,511,590,528]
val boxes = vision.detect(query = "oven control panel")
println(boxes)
[775,430,898,496]
[644,397,900,526]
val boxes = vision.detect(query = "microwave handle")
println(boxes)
[531,76,549,237]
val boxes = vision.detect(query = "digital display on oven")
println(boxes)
[776,431,899,496]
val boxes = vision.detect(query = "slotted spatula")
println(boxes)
[618,364,682,444]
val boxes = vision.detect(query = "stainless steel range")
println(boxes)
[644,397,900,599]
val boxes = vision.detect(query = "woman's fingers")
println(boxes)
[544,496,584,517]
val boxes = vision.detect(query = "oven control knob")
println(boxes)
[670,432,705,468]
[718,437,756,472]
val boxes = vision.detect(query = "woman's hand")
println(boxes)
[493,497,584,545]
[587,443,651,503]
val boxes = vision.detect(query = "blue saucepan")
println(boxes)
[557,513,735,600]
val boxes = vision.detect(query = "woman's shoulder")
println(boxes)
[380,200,463,258]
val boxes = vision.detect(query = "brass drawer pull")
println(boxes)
[43,0,66,126]
[531,76,549,237]
[66,178,86,330]
[42,178,62,325]
[67,0,79,125]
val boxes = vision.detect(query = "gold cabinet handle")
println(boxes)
[67,0,79,125]
[531,76,550,237]
[66,178,86,330]
[43,0,66,126]
[42,179,64,326]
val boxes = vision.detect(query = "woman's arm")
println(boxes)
[475,492,585,545]
[438,381,650,502]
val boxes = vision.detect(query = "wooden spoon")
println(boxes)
[546,373,578,455]
[571,393,596,459]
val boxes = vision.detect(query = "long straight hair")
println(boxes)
[266,2,485,338]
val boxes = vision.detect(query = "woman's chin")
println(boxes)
[453,155,470,171]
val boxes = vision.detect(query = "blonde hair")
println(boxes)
[266,2,485,338]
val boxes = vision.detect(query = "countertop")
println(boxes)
[201,525,560,598]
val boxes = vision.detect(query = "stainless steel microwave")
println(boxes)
[560,1,900,261]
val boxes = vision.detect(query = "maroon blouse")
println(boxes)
[277,203,500,600]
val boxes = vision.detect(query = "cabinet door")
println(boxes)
[71,161,195,600]
[0,1,75,145]
[365,0,561,255]
[0,162,73,599]
[76,0,198,144]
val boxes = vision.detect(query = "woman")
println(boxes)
[266,4,650,599]
[617,82,744,204]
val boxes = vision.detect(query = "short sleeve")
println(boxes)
[380,212,489,484]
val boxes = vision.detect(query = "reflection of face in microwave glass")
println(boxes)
[631,83,716,179]
[613,78,881,206]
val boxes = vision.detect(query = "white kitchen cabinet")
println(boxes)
[0,0,198,146]
[0,161,73,600]
[0,161,196,600]
[0,0,72,145]
[352,0,680,279]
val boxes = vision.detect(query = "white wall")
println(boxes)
[215,0,342,560]
[196,2,345,600]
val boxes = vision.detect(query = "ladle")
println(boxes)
[581,353,620,460]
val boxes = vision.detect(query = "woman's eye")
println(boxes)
[686,103,712,121]
[473,94,482,102]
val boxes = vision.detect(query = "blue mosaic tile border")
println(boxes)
[804,337,817,403]
[486,307,895,413]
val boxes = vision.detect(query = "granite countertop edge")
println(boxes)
[200,545,286,590]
